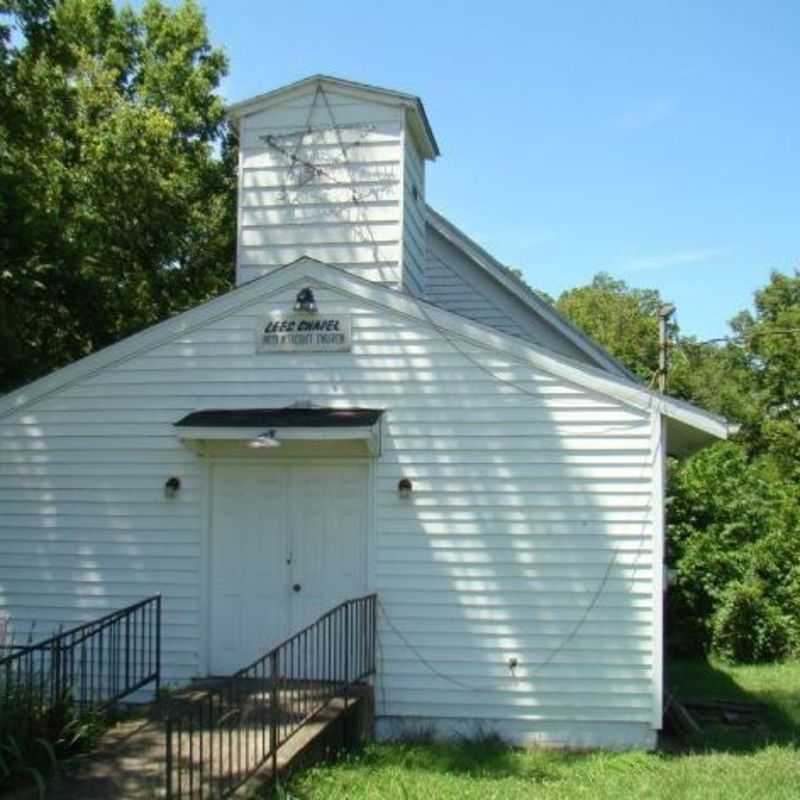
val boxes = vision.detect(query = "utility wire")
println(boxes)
[690,328,800,347]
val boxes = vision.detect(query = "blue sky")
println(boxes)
[201,0,798,340]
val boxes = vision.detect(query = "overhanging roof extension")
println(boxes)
[174,406,384,455]
[175,407,383,429]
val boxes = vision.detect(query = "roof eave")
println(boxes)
[226,74,439,159]
[660,394,734,457]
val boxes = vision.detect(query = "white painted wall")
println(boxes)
[0,274,660,748]
[237,83,427,292]
[401,131,427,297]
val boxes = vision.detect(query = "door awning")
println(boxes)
[174,407,384,455]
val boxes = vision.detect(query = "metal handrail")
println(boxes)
[234,593,374,678]
[0,595,161,666]
[0,595,162,751]
[165,593,377,799]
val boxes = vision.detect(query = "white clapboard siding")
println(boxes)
[424,224,526,336]
[424,222,598,366]
[0,278,659,747]
[237,84,428,292]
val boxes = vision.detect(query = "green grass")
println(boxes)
[268,660,800,800]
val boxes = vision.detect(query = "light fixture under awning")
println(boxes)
[174,407,384,456]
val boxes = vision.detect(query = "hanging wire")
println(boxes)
[377,417,660,693]
[375,253,661,690]
[258,89,665,693]
[370,294,661,691]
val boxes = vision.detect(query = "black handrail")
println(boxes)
[0,595,162,748]
[1,596,160,664]
[164,593,376,799]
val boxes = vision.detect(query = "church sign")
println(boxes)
[257,313,352,353]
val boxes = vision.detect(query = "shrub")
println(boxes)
[711,580,793,663]
[667,442,800,661]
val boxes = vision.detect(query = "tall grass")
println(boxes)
[0,622,107,797]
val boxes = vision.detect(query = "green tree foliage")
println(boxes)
[555,273,666,381]
[666,443,800,661]
[670,272,800,466]
[553,271,756,420]
[0,0,236,392]
[668,338,758,431]
[732,271,800,480]
[666,272,800,661]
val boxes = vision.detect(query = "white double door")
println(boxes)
[208,461,368,675]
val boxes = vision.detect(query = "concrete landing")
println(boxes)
[38,684,372,800]
[46,714,165,800]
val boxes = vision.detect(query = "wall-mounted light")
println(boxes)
[164,476,181,499]
[294,287,318,314]
[397,478,413,499]
[249,430,281,449]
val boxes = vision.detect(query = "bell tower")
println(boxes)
[227,75,439,295]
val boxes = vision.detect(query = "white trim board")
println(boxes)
[651,413,666,729]
[177,422,382,456]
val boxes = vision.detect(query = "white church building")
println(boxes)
[0,75,731,749]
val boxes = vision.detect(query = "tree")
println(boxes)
[667,337,758,427]
[554,271,759,424]
[666,271,800,661]
[555,273,666,382]
[732,271,800,480]
[666,442,800,660]
[0,0,236,393]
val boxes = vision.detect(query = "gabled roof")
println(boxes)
[0,256,732,456]
[226,74,440,160]
[425,205,639,382]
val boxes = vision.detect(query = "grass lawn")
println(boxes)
[270,660,800,800]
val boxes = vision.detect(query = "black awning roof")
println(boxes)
[174,408,383,429]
